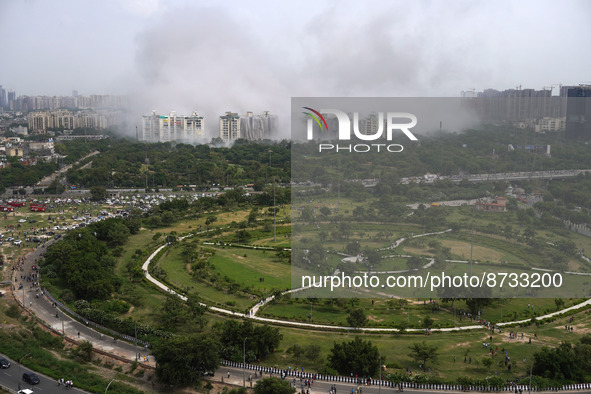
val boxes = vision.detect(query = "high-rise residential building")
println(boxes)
[27,110,111,132]
[462,87,567,131]
[0,86,6,108]
[7,91,16,109]
[140,111,204,143]
[565,85,591,141]
[219,112,240,141]
[240,111,278,140]
[361,113,383,136]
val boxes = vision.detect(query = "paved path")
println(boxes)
[140,232,591,333]
[6,228,591,394]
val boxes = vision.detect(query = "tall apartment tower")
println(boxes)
[141,111,204,143]
[0,86,6,109]
[565,85,591,141]
[240,111,278,140]
[219,112,240,141]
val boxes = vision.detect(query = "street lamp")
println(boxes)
[18,352,31,385]
[378,354,382,394]
[105,378,115,393]
[528,360,533,394]
[268,149,276,242]
[243,337,248,387]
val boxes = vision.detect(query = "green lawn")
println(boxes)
[260,304,591,382]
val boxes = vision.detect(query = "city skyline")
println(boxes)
[1,0,590,139]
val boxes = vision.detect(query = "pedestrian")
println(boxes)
[228,371,230,378]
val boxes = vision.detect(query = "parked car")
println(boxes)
[13,240,22,245]
[22,371,40,384]
[18,389,34,394]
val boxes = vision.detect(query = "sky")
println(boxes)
[1,0,590,136]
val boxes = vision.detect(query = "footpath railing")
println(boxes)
[42,287,151,347]
[222,361,591,392]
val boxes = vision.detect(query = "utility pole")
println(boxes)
[439,120,443,169]
[529,361,533,394]
[243,337,248,387]
[268,149,276,242]
[470,219,474,276]
[378,355,382,394]
[273,175,276,242]
[134,322,138,361]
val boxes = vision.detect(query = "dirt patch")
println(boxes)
[571,324,591,334]
[449,341,472,349]
[367,315,384,322]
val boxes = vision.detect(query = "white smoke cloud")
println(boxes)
[121,1,591,140]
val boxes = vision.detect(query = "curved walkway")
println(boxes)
[141,230,591,333]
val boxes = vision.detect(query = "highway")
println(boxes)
[0,352,86,394]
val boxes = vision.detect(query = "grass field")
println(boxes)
[8,196,591,383]
[260,297,583,328]
[263,306,591,382]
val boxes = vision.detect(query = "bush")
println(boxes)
[5,305,20,319]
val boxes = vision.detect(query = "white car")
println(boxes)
[13,240,22,245]
[18,389,34,394]
[18,219,27,223]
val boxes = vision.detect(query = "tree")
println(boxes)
[74,340,93,362]
[152,334,221,386]
[347,308,367,328]
[161,294,187,329]
[254,377,295,394]
[205,215,217,226]
[406,256,424,270]
[408,341,439,369]
[90,185,107,201]
[345,241,361,256]
[465,297,492,314]
[304,344,322,364]
[186,293,208,329]
[328,337,381,376]
[422,315,434,329]
[364,248,381,268]
[481,357,493,370]
[215,320,282,362]
[533,342,582,382]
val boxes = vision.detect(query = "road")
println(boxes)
[36,151,100,188]
[7,231,591,393]
[0,352,86,394]
[9,239,154,393]
[219,365,400,393]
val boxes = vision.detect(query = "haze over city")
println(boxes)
[1,0,590,138]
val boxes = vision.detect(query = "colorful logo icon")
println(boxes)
[302,107,329,132]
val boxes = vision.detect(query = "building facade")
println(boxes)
[239,111,278,140]
[219,112,240,141]
[27,110,111,132]
[140,111,205,143]
[565,85,591,141]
